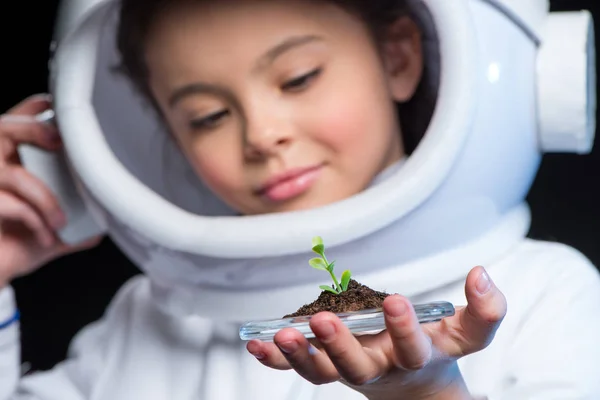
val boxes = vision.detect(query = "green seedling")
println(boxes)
[309,236,352,295]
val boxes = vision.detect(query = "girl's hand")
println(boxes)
[0,95,102,287]
[247,266,506,400]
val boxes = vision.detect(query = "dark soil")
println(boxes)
[284,279,390,318]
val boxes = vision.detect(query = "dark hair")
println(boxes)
[116,0,437,154]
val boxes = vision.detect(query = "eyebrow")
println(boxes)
[168,35,324,108]
[169,84,233,108]
[256,34,323,70]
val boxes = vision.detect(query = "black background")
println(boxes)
[0,0,598,371]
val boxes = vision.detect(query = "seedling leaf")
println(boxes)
[312,236,324,247]
[309,236,351,295]
[340,270,352,291]
[309,257,328,271]
[327,260,336,273]
[312,244,325,256]
[319,285,339,295]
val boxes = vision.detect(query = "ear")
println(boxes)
[381,16,423,103]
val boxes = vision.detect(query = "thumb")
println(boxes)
[458,266,507,353]
[6,94,53,116]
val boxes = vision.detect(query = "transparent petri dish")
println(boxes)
[239,301,455,341]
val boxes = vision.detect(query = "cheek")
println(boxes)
[184,136,244,199]
[308,87,394,167]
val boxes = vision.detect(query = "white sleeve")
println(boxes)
[0,283,120,400]
[492,250,600,399]
[0,286,21,399]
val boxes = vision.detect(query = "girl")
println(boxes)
[0,0,598,399]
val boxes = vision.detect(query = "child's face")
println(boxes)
[145,0,422,215]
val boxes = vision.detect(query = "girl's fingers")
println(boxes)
[273,327,340,385]
[0,120,61,151]
[5,94,52,115]
[250,305,433,386]
[458,266,506,353]
[308,312,382,386]
[383,295,433,370]
[425,266,507,358]
[0,165,66,231]
[247,339,292,370]
[0,94,60,151]
[0,191,55,248]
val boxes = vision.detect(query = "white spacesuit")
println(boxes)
[1,0,598,398]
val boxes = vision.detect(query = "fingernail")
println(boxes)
[307,344,319,356]
[277,341,298,354]
[365,376,381,385]
[251,352,266,360]
[387,297,407,318]
[314,321,336,342]
[476,268,492,294]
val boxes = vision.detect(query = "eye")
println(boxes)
[281,68,322,92]
[189,109,230,131]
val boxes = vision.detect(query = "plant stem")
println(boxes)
[328,270,342,293]
[322,254,342,292]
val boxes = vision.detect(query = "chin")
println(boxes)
[264,193,354,215]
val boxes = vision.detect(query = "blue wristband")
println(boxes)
[0,309,20,329]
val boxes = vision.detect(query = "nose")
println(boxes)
[243,114,293,160]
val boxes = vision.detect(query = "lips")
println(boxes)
[256,164,323,202]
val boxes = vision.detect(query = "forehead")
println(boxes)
[144,1,370,81]
[145,0,365,51]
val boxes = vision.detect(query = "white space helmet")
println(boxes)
[19,0,596,320]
